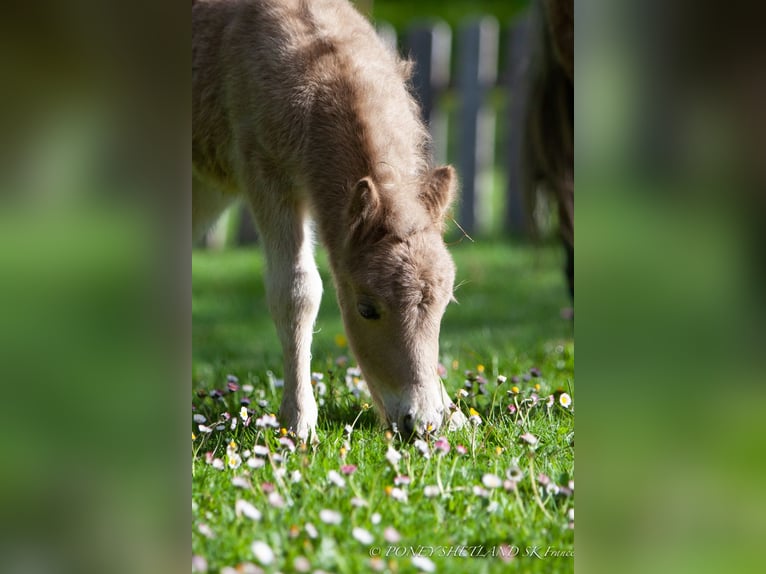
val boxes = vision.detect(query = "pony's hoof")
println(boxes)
[279,405,318,444]
[447,409,467,431]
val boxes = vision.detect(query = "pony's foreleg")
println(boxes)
[248,188,322,441]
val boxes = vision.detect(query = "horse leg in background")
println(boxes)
[246,177,323,441]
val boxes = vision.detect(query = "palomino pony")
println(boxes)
[192,0,465,440]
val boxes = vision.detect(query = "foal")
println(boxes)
[193,0,465,440]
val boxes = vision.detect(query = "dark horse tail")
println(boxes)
[523,0,574,299]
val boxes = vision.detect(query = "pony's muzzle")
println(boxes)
[400,412,417,438]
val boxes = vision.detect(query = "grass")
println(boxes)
[192,239,574,573]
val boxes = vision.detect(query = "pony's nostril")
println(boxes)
[401,413,416,437]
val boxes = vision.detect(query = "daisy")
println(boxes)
[191,555,207,573]
[232,476,252,489]
[520,432,539,446]
[384,526,401,543]
[305,522,318,538]
[319,509,342,525]
[482,473,502,488]
[385,445,402,467]
[413,439,430,458]
[434,436,450,455]
[423,485,440,498]
[279,437,296,452]
[352,527,374,545]
[545,394,555,408]
[246,457,266,469]
[268,491,285,508]
[472,486,490,498]
[251,541,274,565]
[293,556,311,573]
[252,445,270,457]
[412,555,436,573]
[327,470,346,488]
[390,487,408,502]
[559,393,572,408]
[255,414,280,429]
[506,465,524,483]
[235,499,262,521]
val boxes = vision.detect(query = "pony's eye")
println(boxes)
[357,302,380,320]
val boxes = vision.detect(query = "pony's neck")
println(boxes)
[306,79,430,262]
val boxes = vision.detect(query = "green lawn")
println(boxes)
[192,239,574,573]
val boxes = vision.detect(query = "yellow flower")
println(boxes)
[362,403,370,410]
[192,432,196,441]
[334,333,347,348]
[468,407,480,418]
[495,446,503,456]
[384,485,393,496]
[534,383,541,391]
[511,386,519,394]
[280,427,288,436]
[477,364,485,374]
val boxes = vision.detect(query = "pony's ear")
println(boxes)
[348,177,381,224]
[347,177,385,245]
[420,165,457,222]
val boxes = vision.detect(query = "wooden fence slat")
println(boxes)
[457,17,499,235]
[505,12,533,235]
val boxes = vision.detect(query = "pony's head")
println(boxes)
[336,166,465,437]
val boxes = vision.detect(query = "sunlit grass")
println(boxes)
[192,239,573,573]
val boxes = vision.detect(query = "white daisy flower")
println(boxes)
[352,527,374,545]
[319,509,342,525]
[251,541,274,565]
[327,470,346,488]
[412,555,436,572]
[235,499,262,521]
[482,473,502,488]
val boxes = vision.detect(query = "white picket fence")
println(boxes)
[203,12,538,248]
